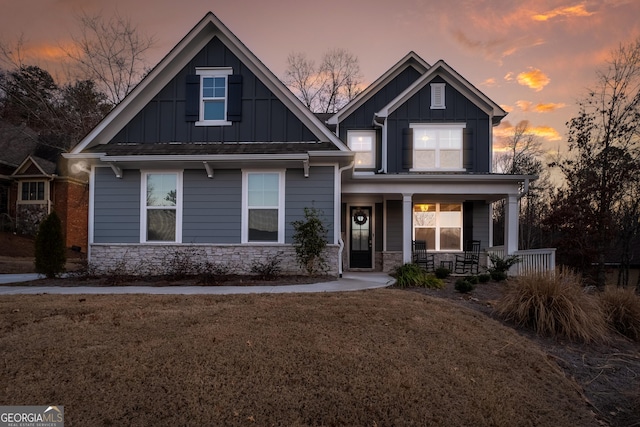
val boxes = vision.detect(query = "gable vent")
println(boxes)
[430,83,446,109]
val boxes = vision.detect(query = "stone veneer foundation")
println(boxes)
[89,244,340,276]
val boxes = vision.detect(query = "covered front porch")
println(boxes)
[340,173,549,274]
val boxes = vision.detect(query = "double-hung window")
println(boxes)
[413,203,462,251]
[411,123,465,170]
[20,181,45,202]
[347,130,376,169]
[196,68,232,126]
[242,171,284,243]
[142,172,182,242]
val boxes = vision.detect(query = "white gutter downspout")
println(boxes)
[337,160,355,277]
[373,115,387,173]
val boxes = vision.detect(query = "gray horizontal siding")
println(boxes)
[182,169,242,243]
[386,200,403,251]
[285,166,335,243]
[93,167,141,243]
[471,201,490,249]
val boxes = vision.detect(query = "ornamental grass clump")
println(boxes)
[494,268,608,343]
[393,263,444,289]
[599,286,640,341]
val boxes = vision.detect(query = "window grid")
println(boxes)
[413,203,462,251]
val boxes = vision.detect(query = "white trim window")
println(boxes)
[141,171,183,242]
[411,123,465,170]
[347,130,376,169]
[19,180,46,202]
[430,83,446,109]
[242,171,285,243]
[413,203,462,251]
[196,67,232,126]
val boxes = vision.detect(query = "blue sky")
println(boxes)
[2,0,639,158]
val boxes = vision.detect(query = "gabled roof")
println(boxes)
[70,12,349,155]
[374,60,507,125]
[11,155,56,178]
[326,51,430,126]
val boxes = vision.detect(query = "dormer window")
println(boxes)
[348,130,376,169]
[430,83,446,109]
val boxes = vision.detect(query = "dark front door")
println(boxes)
[350,206,372,268]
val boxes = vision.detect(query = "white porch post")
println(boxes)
[403,193,413,264]
[504,194,519,255]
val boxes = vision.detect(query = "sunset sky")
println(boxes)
[2,0,639,160]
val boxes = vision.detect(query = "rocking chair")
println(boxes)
[454,240,480,274]
[412,240,435,272]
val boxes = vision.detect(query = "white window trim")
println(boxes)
[430,83,446,109]
[347,129,376,169]
[410,123,466,172]
[195,67,233,126]
[140,170,183,243]
[241,170,285,244]
[413,202,463,251]
[18,180,48,204]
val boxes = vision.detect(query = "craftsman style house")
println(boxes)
[66,12,536,276]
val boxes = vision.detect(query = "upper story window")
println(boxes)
[141,171,182,243]
[347,130,375,169]
[195,68,233,126]
[410,123,465,171]
[430,83,446,109]
[20,181,46,202]
[242,171,285,243]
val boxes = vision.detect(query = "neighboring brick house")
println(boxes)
[0,120,88,252]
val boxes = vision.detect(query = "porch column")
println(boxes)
[504,194,519,255]
[403,193,413,264]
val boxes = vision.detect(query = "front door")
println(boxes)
[350,206,372,269]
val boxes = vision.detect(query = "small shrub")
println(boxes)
[491,271,508,282]
[599,287,640,341]
[487,253,520,279]
[251,255,282,280]
[163,248,201,280]
[393,264,444,288]
[494,269,608,343]
[291,207,328,275]
[478,273,491,283]
[465,275,479,285]
[455,278,475,293]
[434,267,451,279]
[198,261,234,285]
[34,212,66,278]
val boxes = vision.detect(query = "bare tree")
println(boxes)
[493,121,551,249]
[65,11,155,106]
[283,48,363,113]
[550,38,640,288]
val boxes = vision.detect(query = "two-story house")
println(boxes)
[65,12,533,276]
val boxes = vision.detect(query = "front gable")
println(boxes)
[70,12,348,157]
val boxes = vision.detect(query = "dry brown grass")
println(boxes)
[600,286,640,341]
[494,269,608,343]
[0,289,597,426]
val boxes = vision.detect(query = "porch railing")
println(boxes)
[486,246,556,275]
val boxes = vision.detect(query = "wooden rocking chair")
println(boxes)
[412,240,435,272]
[454,240,480,274]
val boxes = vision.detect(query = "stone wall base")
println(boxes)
[89,244,340,277]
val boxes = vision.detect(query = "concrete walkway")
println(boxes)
[0,272,395,295]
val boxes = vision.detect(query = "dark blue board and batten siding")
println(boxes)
[387,76,492,174]
[93,166,335,244]
[109,37,318,144]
